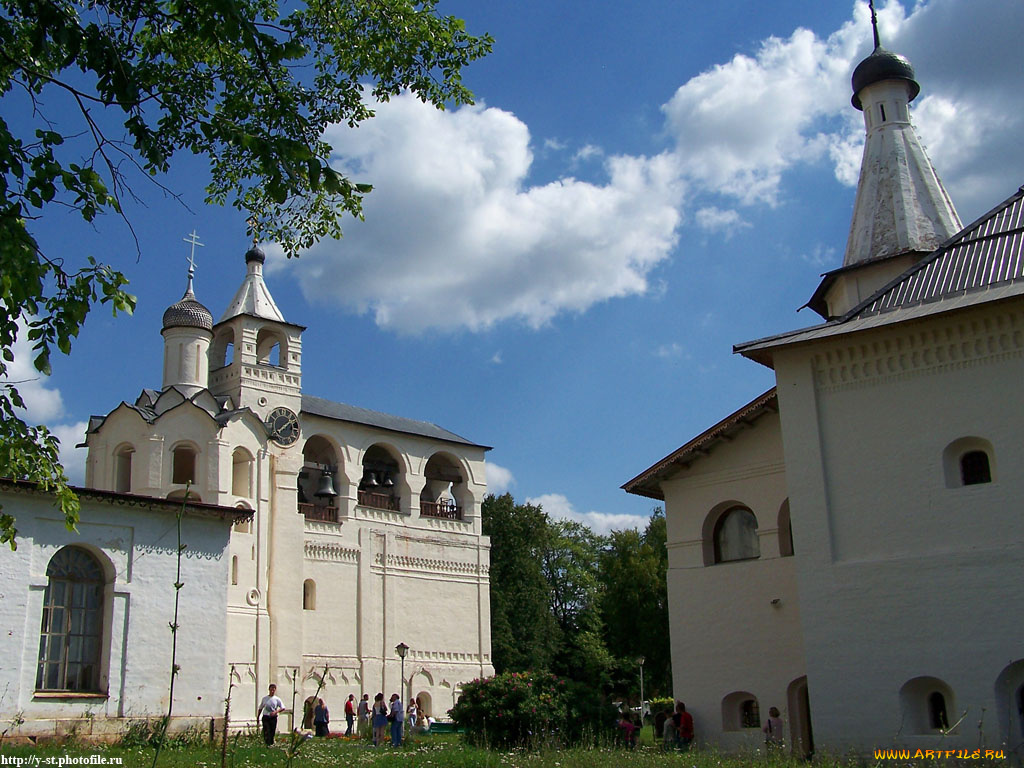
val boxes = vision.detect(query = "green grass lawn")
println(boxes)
[0,730,1008,768]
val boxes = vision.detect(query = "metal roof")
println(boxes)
[301,394,489,450]
[622,388,778,500]
[736,185,1024,364]
[856,186,1024,315]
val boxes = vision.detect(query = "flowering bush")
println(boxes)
[449,671,616,748]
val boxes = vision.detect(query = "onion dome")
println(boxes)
[851,47,920,110]
[245,245,266,265]
[162,288,214,331]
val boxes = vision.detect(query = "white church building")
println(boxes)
[0,243,493,739]
[625,22,1024,759]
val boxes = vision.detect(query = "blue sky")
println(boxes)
[8,0,1024,533]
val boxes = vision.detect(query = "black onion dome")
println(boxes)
[851,47,920,110]
[162,291,214,331]
[245,245,266,264]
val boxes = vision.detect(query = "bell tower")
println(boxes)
[208,245,305,422]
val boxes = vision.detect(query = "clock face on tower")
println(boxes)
[266,407,299,446]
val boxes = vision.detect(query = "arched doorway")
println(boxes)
[995,660,1024,760]
[416,690,433,720]
[787,676,814,758]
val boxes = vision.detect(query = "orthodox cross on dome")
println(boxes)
[869,0,881,49]
[182,229,204,294]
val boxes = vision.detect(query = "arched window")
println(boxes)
[211,328,235,370]
[928,692,949,730]
[114,445,133,493]
[172,445,197,485]
[231,556,239,586]
[256,328,285,368]
[36,547,106,692]
[721,691,760,731]
[714,507,760,563]
[232,448,254,498]
[900,677,955,734]
[358,444,402,512]
[943,438,995,488]
[741,698,761,729]
[303,579,316,611]
[960,451,991,486]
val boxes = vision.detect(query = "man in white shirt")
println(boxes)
[389,693,404,746]
[258,683,285,746]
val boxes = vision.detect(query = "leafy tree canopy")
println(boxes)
[0,0,491,546]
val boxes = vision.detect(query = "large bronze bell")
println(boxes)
[314,469,339,498]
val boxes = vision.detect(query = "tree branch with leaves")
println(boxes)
[0,0,492,546]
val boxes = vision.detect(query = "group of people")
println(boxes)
[256,684,429,747]
[657,701,695,750]
[643,701,783,753]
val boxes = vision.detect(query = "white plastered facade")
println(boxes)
[2,246,492,738]
[0,483,241,740]
[625,41,1024,758]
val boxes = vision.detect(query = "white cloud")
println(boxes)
[695,206,750,237]
[280,95,683,334]
[1,321,88,484]
[572,144,604,164]
[661,22,860,204]
[489,351,503,365]
[526,492,644,536]
[485,462,515,493]
[660,0,1024,216]
[4,327,65,423]
[276,1,1023,334]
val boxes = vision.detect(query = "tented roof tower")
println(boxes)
[809,3,962,319]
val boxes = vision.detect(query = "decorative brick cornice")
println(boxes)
[371,551,487,577]
[813,304,1024,393]
[304,540,359,563]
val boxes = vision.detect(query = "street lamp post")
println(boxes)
[637,657,646,725]
[396,643,409,735]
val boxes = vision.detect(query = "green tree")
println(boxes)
[481,494,559,673]
[599,508,671,698]
[0,0,491,546]
[541,519,614,687]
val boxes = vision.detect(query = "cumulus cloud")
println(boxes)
[695,207,750,237]
[661,23,859,204]
[274,0,1022,334]
[485,462,515,494]
[527,492,644,536]
[2,321,88,484]
[282,97,683,334]
[660,0,1024,215]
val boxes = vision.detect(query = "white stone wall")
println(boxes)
[0,489,234,740]
[773,299,1024,753]
[659,410,807,751]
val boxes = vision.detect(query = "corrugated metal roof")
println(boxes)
[858,187,1024,316]
[301,394,489,450]
[736,185,1024,363]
